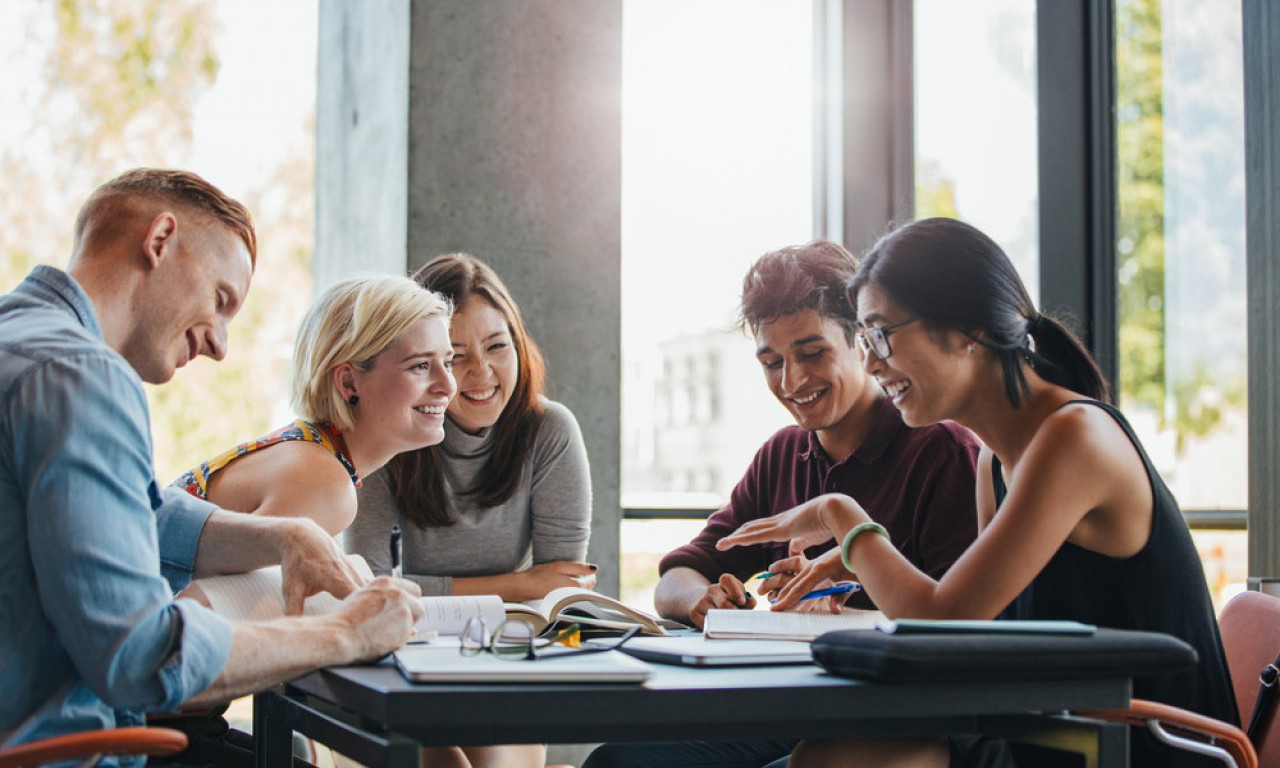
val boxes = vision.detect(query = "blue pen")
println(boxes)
[771,581,861,604]
[797,581,861,602]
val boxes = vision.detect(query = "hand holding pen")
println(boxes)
[755,572,861,604]
[761,545,861,612]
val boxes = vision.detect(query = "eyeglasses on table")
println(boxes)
[459,616,641,661]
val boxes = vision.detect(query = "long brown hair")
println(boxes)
[387,253,547,526]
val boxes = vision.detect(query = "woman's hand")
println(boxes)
[716,494,869,554]
[516,560,598,601]
[765,546,854,612]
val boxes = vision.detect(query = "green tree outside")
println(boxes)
[1,0,313,482]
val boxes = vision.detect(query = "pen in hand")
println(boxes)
[771,581,861,604]
[390,523,403,579]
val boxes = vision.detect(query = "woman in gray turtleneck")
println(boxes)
[345,253,592,768]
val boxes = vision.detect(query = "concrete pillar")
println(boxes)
[317,0,624,597]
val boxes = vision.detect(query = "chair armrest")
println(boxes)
[0,726,188,768]
[1079,699,1255,768]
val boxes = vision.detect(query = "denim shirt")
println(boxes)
[0,266,232,765]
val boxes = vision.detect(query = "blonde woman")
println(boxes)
[174,274,456,537]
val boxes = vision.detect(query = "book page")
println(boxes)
[533,587,674,635]
[415,594,505,637]
[197,564,358,620]
[703,608,883,641]
[195,556,507,639]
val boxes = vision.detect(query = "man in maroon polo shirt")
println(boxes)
[584,241,982,768]
[654,239,982,628]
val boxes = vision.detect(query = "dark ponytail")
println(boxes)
[1025,313,1110,404]
[849,218,1111,408]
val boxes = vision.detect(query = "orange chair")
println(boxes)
[1080,589,1280,768]
[0,726,187,768]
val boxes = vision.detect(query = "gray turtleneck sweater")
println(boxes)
[345,398,592,596]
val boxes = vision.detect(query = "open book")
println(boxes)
[504,587,685,637]
[703,607,884,641]
[192,557,505,642]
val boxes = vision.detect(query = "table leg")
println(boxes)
[253,688,294,768]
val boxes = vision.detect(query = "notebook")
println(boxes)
[615,635,814,667]
[702,608,884,641]
[392,647,653,683]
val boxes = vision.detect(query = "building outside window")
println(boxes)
[619,0,813,609]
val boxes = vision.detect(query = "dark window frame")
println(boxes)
[622,0,1267,561]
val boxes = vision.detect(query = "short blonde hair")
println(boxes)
[291,275,452,431]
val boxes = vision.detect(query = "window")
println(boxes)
[1114,0,1247,604]
[914,0,1039,294]
[619,0,814,609]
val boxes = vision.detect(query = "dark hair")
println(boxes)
[74,168,257,266]
[848,217,1110,406]
[387,253,547,527]
[736,239,860,345]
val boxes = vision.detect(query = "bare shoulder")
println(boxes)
[1035,401,1136,466]
[1018,399,1149,518]
[243,441,358,534]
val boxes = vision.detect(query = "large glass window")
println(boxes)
[1115,0,1247,604]
[619,0,814,609]
[0,0,316,485]
[913,0,1039,294]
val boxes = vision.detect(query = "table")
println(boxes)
[254,656,1133,767]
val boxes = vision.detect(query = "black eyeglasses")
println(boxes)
[459,616,640,661]
[855,317,919,360]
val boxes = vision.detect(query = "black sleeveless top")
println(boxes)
[993,401,1238,768]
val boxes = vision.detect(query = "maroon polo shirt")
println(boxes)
[659,399,981,609]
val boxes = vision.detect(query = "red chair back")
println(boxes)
[1219,589,1280,768]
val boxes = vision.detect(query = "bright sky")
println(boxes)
[189,0,317,200]
[0,0,316,205]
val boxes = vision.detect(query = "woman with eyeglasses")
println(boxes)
[345,252,594,768]
[718,218,1237,768]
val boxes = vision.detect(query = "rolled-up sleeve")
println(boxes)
[13,353,231,711]
[155,485,216,592]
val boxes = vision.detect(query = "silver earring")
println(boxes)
[968,344,975,356]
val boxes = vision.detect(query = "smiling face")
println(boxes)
[446,298,519,434]
[755,310,883,459]
[856,283,976,427]
[348,314,456,452]
[125,220,253,384]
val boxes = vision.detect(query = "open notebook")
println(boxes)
[193,556,509,641]
[702,608,883,641]
[393,646,653,683]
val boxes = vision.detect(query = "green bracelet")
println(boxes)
[840,522,890,572]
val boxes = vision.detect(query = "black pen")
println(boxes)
[390,523,403,579]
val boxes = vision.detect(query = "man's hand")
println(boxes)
[687,573,758,629]
[186,575,425,706]
[332,577,426,661]
[275,518,369,615]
